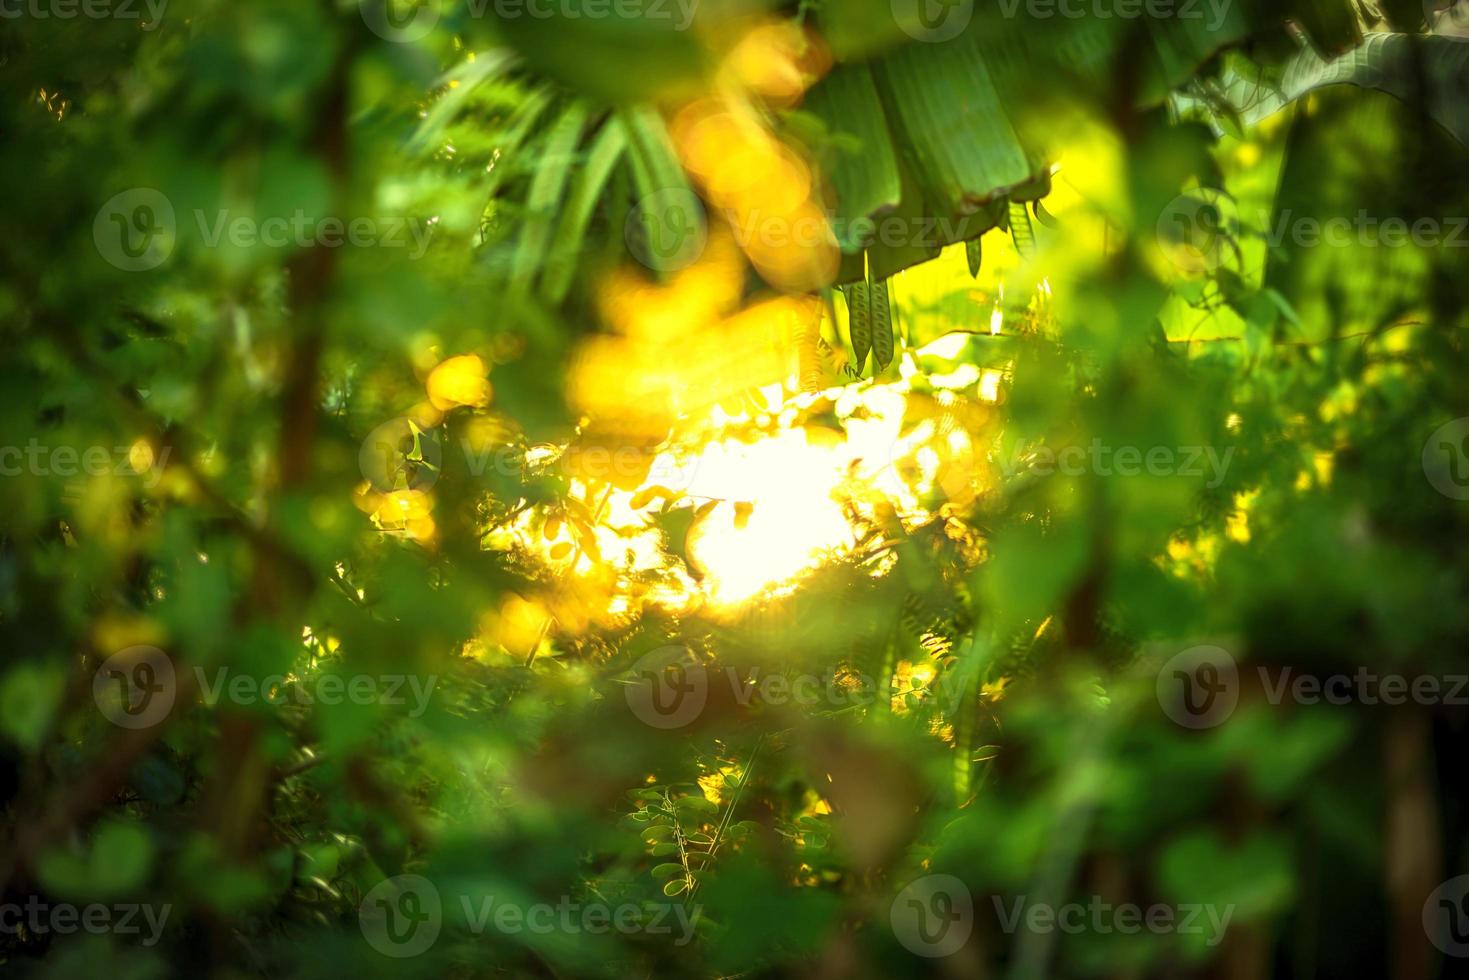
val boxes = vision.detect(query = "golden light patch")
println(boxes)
[426,354,491,411]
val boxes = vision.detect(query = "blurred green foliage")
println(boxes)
[3,1,1469,978]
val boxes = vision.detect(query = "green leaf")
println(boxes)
[1008,199,1036,259]
[803,63,901,253]
[1223,34,1469,147]
[1379,0,1429,32]
[651,862,685,878]
[510,102,592,294]
[409,50,521,155]
[483,86,556,203]
[1157,830,1294,919]
[675,795,719,814]
[540,118,628,304]
[620,104,688,194]
[620,103,703,278]
[870,276,894,372]
[37,821,155,901]
[843,281,872,376]
[296,843,341,883]
[0,662,64,751]
[1291,0,1361,56]
[874,35,1038,217]
[727,820,759,839]
[863,159,942,281]
[486,2,771,103]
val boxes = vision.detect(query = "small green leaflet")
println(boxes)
[843,281,872,376]
[870,276,894,372]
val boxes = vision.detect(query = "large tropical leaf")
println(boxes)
[873,34,1038,219]
[1271,33,1469,145]
[802,63,901,253]
[1185,33,1469,147]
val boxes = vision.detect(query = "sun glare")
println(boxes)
[680,428,858,604]
[476,363,997,642]
[448,25,1013,650]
